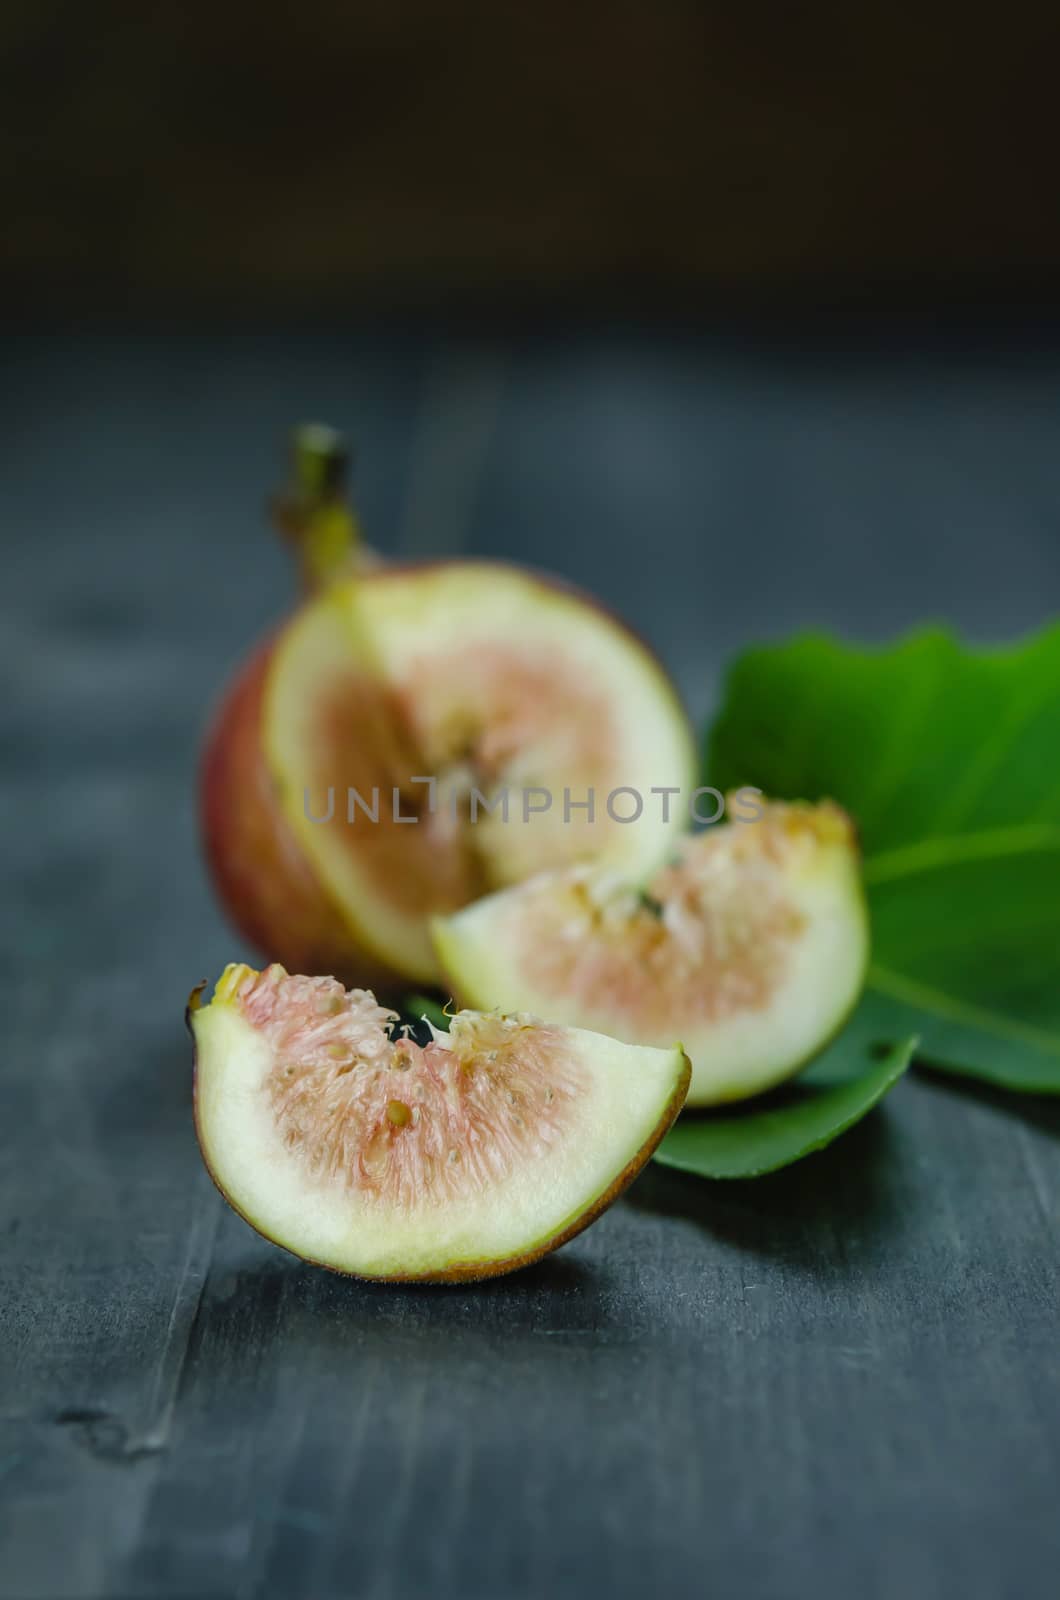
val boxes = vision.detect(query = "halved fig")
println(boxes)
[203,562,695,992]
[190,963,690,1282]
[433,799,869,1107]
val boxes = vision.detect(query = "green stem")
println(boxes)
[271,422,365,591]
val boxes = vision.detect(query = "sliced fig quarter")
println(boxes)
[432,798,869,1108]
[189,963,690,1282]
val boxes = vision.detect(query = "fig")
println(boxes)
[202,557,696,992]
[433,798,869,1107]
[189,963,691,1282]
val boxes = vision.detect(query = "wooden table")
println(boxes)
[3,323,1058,1599]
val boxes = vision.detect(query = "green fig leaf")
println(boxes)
[708,625,1060,1094]
[655,993,914,1179]
[403,994,451,1033]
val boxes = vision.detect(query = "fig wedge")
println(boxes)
[433,799,869,1107]
[189,963,690,1282]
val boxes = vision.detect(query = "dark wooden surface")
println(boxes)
[2,325,1059,1600]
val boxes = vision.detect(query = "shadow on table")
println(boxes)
[324,1249,601,1304]
[205,1234,615,1338]
[186,1118,903,1394]
[913,1063,1060,1141]
[627,1110,907,1268]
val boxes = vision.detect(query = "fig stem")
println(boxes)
[271,422,366,592]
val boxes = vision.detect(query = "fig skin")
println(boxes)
[200,558,696,997]
[200,642,401,995]
[186,975,691,1284]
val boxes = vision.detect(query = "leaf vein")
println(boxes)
[864,823,1060,884]
[868,963,1060,1057]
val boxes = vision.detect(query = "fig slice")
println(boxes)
[189,963,690,1282]
[205,561,695,993]
[432,798,869,1108]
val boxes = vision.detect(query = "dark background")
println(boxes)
[3,9,1060,1600]
[7,3,1060,316]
